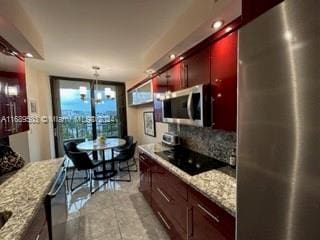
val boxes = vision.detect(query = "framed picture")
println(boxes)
[143,111,156,137]
[29,99,38,114]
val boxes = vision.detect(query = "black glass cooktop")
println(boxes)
[155,146,227,176]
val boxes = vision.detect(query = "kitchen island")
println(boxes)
[0,158,63,240]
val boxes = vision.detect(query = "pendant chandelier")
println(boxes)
[79,66,116,103]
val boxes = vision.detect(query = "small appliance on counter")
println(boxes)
[161,132,180,147]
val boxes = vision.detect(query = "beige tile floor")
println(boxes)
[65,163,170,240]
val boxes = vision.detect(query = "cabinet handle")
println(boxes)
[197,203,220,223]
[157,187,170,202]
[187,208,191,239]
[35,234,40,240]
[140,153,149,161]
[157,211,171,230]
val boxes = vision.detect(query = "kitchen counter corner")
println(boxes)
[0,158,63,240]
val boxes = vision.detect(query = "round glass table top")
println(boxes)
[77,138,126,151]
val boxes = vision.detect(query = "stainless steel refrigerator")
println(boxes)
[238,0,320,239]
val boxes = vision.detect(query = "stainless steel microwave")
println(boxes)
[162,84,210,127]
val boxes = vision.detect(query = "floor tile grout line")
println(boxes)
[111,188,124,240]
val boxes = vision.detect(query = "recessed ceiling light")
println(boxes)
[212,20,224,30]
[225,26,233,32]
[25,52,33,58]
[179,56,184,60]
[169,54,176,60]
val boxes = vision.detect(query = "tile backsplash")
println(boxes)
[168,124,236,164]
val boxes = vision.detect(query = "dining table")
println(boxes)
[77,137,126,179]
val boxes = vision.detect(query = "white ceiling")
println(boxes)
[18,0,193,82]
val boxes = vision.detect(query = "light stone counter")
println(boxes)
[0,158,63,240]
[138,144,236,217]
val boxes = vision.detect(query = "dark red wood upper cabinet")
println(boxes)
[242,0,284,24]
[152,75,167,122]
[183,46,211,88]
[166,63,182,92]
[0,47,29,137]
[211,31,238,132]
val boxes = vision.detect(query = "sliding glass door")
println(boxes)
[51,77,127,157]
[95,85,118,137]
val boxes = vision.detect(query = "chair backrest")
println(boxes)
[125,136,134,147]
[68,151,95,170]
[63,138,85,158]
[128,141,137,158]
[63,141,80,159]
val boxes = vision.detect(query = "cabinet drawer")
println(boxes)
[152,162,188,201]
[189,187,235,240]
[152,184,188,236]
[152,198,184,240]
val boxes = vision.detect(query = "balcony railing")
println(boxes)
[62,115,118,140]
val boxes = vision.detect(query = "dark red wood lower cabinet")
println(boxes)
[139,154,235,240]
[189,187,235,240]
[190,209,227,240]
[139,153,152,203]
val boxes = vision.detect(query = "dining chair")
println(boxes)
[113,136,138,172]
[111,141,137,182]
[63,139,89,191]
[65,142,107,194]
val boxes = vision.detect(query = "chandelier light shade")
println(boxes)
[105,87,112,98]
[79,66,116,103]
[79,86,87,100]
[110,90,116,99]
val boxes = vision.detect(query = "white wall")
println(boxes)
[126,79,168,145]
[9,132,30,162]
[9,61,55,162]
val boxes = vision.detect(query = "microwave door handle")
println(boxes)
[187,91,194,120]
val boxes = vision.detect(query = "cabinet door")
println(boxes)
[152,75,167,122]
[211,32,238,131]
[189,187,235,240]
[167,63,182,92]
[184,46,210,88]
[139,153,151,203]
[190,206,227,240]
[0,51,28,137]
[242,0,283,24]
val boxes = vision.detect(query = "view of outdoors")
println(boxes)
[59,81,118,141]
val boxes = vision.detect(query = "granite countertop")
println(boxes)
[0,158,64,240]
[138,143,236,217]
